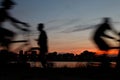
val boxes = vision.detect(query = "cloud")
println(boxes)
[61,24,97,33]
[62,21,120,33]
[45,18,81,31]
[60,17,109,33]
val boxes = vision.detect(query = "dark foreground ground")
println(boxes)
[0,63,120,80]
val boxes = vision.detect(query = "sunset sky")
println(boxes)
[1,0,120,55]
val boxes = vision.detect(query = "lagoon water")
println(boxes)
[28,61,116,68]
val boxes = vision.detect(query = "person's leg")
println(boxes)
[41,59,47,68]
[40,52,47,68]
[93,37,110,51]
[100,51,111,69]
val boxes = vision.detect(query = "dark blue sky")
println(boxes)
[1,0,120,54]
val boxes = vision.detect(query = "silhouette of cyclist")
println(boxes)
[93,17,118,51]
[0,0,30,49]
[93,17,119,68]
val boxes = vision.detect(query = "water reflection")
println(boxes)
[27,62,116,68]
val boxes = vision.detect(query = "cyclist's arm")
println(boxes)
[8,15,30,27]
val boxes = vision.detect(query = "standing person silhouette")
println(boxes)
[37,23,48,68]
[0,0,30,50]
[93,17,118,52]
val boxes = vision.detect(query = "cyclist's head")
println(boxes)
[1,0,16,9]
[103,17,111,23]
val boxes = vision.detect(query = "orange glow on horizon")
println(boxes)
[4,45,119,56]
[50,48,119,56]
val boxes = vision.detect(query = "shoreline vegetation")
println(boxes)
[0,46,120,80]
[0,50,120,80]
[0,50,118,62]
